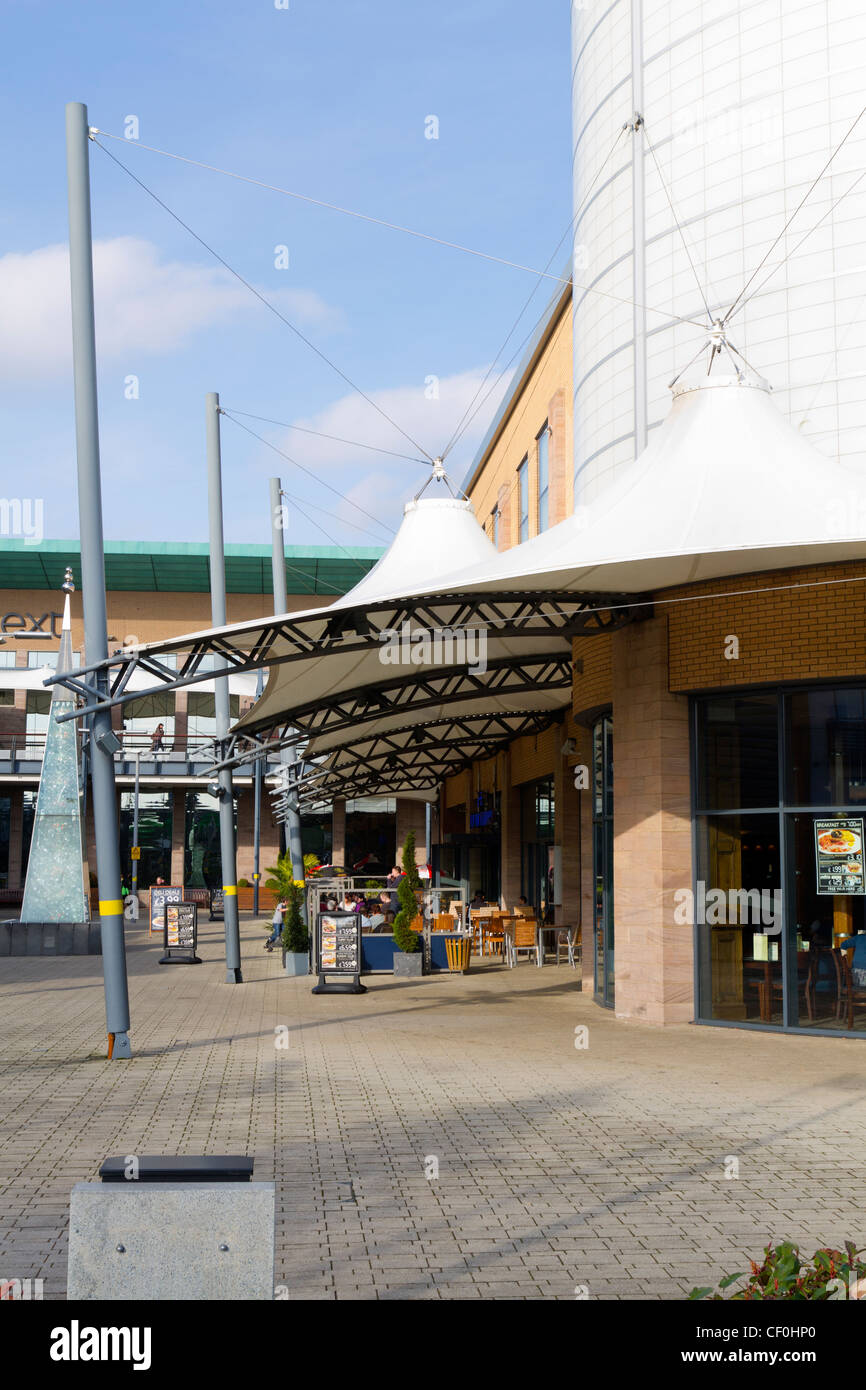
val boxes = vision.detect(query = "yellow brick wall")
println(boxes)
[572,632,613,718]
[666,560,866,690]
[509,724,559,785]
[463,289,573,547]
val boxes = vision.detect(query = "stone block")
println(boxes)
[0,922,10,956]
[72,924,89,955]
[67,1182,276,1300]
[88,924,102,955]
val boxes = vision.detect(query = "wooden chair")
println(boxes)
[833,948,866,1031]
[433,914,454,933]
[484,910,508,960]
[764,948,832,1024]
[511,917,537,966]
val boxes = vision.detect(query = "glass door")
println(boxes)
[592,715,614,1006]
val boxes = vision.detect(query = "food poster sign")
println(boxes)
[318,912,360,972]
[814,818,866,896]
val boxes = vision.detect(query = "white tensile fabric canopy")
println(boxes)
[401,374,866,598]
[108,374,866,801]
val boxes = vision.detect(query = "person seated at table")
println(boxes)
[839,925,866,986]
[469,890,486,911]
[362,910,386,931]
[515,895,531,916]
[383,909,395,927]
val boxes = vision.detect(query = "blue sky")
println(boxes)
[0,0,572,557]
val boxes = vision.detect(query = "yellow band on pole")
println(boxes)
[223,885,238,895]
[99,899,124,915]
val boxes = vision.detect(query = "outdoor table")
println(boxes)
[535,923,577,969]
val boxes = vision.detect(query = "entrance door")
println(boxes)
[592,715,614,1006]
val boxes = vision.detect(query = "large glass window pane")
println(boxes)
[537,424,549,532]
[786,812,866,1031]
[517,459,529,542]
[695,694,778,810]
[184,790,237,887]
[695,812,781,1024]
[592,714,614,1006]
[123,693,175,751]
[187,692,240,743]
[787,688,866,807]
[119,791,173,890]
[0,795,10,887]
[25,691,50,754]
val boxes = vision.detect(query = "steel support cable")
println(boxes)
[728,165,866,324]
[220,408,427,464]
[641,119,714,324]
[221,411,396,540]
[440,126,630,462]
[91,137,434,461]
[725,101,866,324]
[90,127,709,332]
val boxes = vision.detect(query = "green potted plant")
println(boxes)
[279,879,309,977]
[392,830,425,978]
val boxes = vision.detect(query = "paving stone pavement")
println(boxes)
[0,915,863,1300]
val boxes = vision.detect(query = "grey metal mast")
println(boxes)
[252,667,263,915]
[269,477,304,889]
[207,392,243,983]
[65,101,131,1059]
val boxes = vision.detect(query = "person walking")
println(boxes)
[264,898,287,951]
[151,723,165,754]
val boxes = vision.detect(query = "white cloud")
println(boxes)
[280,365,510,474]
[0,237,342,381]
[248,366,511,540]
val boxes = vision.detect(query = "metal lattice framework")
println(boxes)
[48,587,647,805]
[265,710,561,808]
[49,590,639,722]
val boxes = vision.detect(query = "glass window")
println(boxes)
[27,650,81,669]
[517,458,529,542]
[21,789,38,878]
[492,508,499,548]
[119,791,173,890]
[695,812,782,1025]
[695,684,866,1034]
[187,692,240,741]
[537,423,549,532]
[0,689,13,706]
[184,790,236,887]
[695,693,778,810]
[0,652,17,668]
[25,691,50,750]
[592,714,614,1006]
[123,693,175,750]
[0,795,10,887]
[787,687,866,806]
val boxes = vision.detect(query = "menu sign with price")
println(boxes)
[159,902,202,964]
[209,888,225,920]
[814,817,866,896]
[150,884,182,935]
[312,911,366,995]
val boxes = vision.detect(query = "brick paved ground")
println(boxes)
[1,914,864,1300]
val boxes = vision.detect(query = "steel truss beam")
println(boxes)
[48,589,644,723]
[266,709,565,814]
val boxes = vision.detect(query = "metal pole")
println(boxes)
[252,668,263,916]
[131,749,140,897]
[65,101,131,1059]
[207,391,243,983]
[269,477,304,897]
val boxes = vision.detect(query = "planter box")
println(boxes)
[282,951,309,977]
[393,950,424,978]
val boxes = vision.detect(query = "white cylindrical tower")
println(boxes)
[571,0,866,503]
